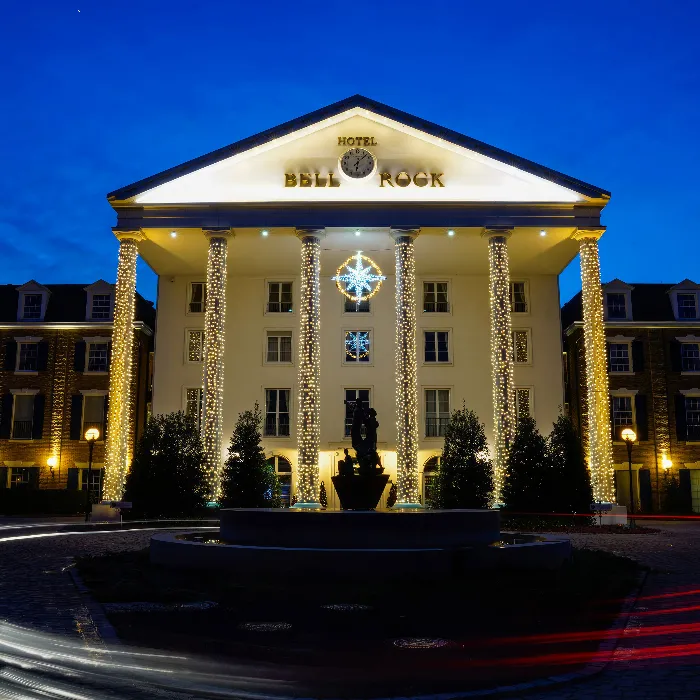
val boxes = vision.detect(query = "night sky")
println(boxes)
[1,1,697,305]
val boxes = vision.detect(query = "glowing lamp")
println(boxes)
[621,428,636,443]
[170,231,177,238]
[355,230,361,236]
[47,456,57,468]
[539,230,547,237]
[447,229,455,236]
[85,427,100,442]
[662,455,673,470]
[261,229,269,237]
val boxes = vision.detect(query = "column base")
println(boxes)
[292,502,323,510]
[392,502,424,510]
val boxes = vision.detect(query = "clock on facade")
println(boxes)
[339,147,376,180]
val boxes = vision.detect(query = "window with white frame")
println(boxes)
[187,330,205,363]
[264,389,290,437]
[609,342,631,373]
[509,282,528,313]
[516,388,532,421]
[11,394,34,440]
[21,294,43,320]
[344,298,370,313]
[91,294,111,319]
[16,342,38,372]
[425,389,450,437]
[267,456,292,506]
[266,331,292,363]
[10,467,30,488]
[424,331,449,363]
[606,293,628,320]
[188,282,206,314]
[81,468,103,499]
[344,389,370,437]
[267,282,293,313]
[686,397,700,441]
[86,341,109,373]
[611,395,634,441]
[345,330,371,363]
[682,343,700,372]
[512,330,530,364]
[185,388,203,431]
[82,395,105,441]
[422,455,441,507]
[423,282,449,313]
[677,293,699,320]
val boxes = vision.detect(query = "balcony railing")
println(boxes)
[11,420,33,440]
[425,417,449,438]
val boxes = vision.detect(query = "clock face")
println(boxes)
[339,148,376,180]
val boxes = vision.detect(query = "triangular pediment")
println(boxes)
[109,96,609,206]
[669,279,700,292]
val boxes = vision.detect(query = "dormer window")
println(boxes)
[16,281,50,321]
[606,293,627,319]
[22,295,43,319]
[84,280,114,321]
[91,294,112,319]
[677,293,698,320]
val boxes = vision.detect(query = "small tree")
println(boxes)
[433,404,493,509]
[503,415,553,512]
[124,411,206,518]
[319,481,328,509]
[220,404,280,508]
[548,414,592,513]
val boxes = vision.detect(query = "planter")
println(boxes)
[331,474,390,510]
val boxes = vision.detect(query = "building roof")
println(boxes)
[0,283,155,327]
[107,94,611,203]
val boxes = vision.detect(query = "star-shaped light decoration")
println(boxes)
[332,252,386,305]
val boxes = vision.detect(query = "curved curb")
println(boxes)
[67,565,121,646]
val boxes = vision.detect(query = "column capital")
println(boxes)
[295,227,326,241]
[572,227,606,241]
[112,228,145,242]
[481,227,513,240]
[203,227,234,240]
[390,227,420,242]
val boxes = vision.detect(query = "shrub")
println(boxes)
[548,414,592,513]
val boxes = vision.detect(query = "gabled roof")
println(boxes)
[108,94,610,203]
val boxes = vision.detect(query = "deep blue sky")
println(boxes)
[1,1,697,305]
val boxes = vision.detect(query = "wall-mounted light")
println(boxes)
[355,230,361,237]
[662,455,673,470]
[261,230,269,237]
[47,455,57,475]
[170,231,177,238]
[447,230,455,237]
[539,230,547,237]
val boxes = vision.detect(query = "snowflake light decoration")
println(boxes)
[345,331,370,359]
[332,252,386,304]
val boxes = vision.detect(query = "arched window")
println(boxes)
[267,455,292,507]
[422,455,441,508]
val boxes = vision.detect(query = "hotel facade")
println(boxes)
[104,95,615,509]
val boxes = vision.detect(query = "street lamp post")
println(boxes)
[84,427,100,522]
[621,428,637,528]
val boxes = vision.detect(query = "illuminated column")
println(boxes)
[573,228,615,503]
[202,228,233,502]
[103,229,144,501]
[391,228,420,506]
[295,228,324,507]
[483,229,516,504]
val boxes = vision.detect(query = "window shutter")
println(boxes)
[28,467,40,489]
[679,469,693,512]
[70,395,84,440]
[670,340,682,372]
[638,469,652,513]
[635,395,649,441]
[74,341,86,372]
[66,468,79,490]
[4,341,17,370]
[0,466,7,489]
[36,341,49,371]
[632,340,644,372]
[0,394,13,439]
[675,395,688,442]
[31,394,45,439]
[102,396,109,438]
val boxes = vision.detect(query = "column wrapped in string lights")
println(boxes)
[202,228,233,502]
[574,228,615,503]
[391,229,420,505]
[484,229,516,504]
[103,230,143,501]
[295,229,324,506]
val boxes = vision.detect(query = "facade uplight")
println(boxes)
[170,231,177,238]
[539,230,547,237]
[447,230,455,237]
[355,230,361,236]
[261,230,269,237]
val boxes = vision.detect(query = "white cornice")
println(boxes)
[0,321,153,336]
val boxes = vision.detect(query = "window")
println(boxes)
[87,342,109,373]
[91,294,111,319]
[612,395,634,441]
[509,282,528,313]
[11,394,34,440]
[17,342,38,372]
[686,397,700,441]
[344,389,370,437]
[266,331,292,363]
[422,456,441,507]
[425,389,450,437]
[267,456,292,507]
[267,282,293,313]
[187,330,205,363]
[82,395,105,440]
[185,388,203,431]
[424,331,449,363]
[423,282,449,313]
[344,298,370,313]
[516,388,532,421]
[81,468,103,498]
[10,467,30,488]
[609,343,631,373]
[22,294,43,320]
[264,389,290,437]
[677,293,698,320]
[512,330,530,364]
[188,282,206,313]
[606,293,628,319]
[345,331,371,363]
[682,343,700,372]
